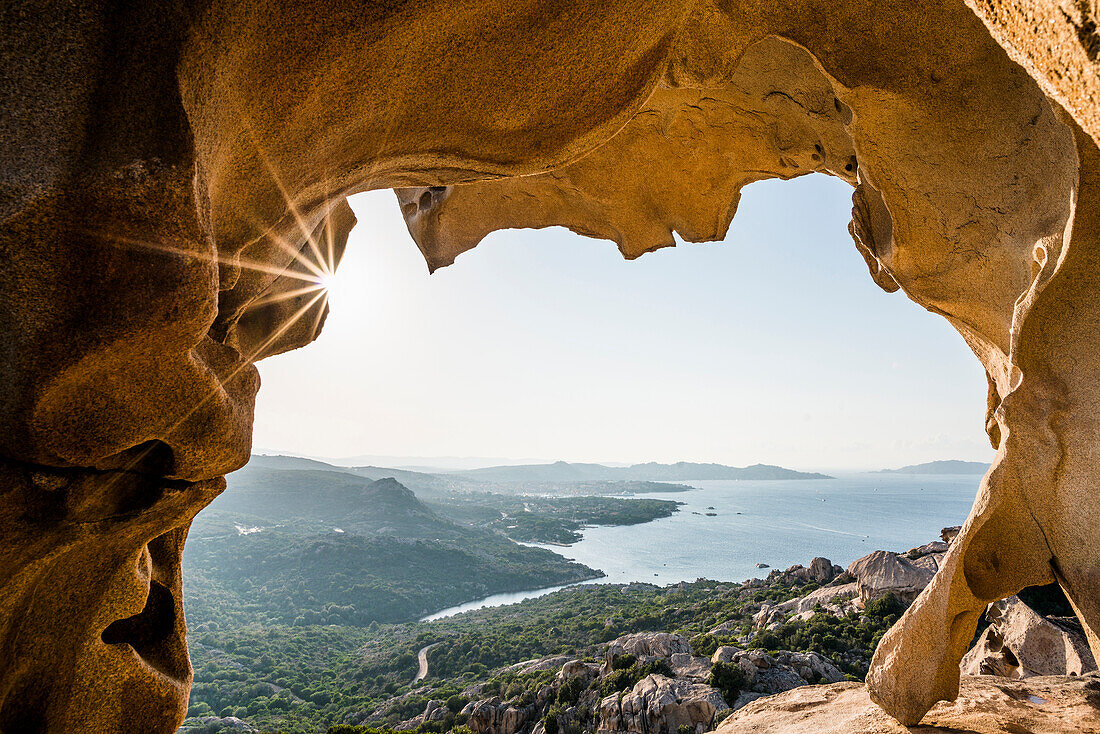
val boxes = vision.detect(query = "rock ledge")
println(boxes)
[716,674,1100,733]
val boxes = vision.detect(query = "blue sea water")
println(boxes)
[424,473,980,620]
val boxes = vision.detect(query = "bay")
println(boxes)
[423,473,980,621]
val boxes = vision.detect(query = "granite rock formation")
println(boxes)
[597,674,725,734]
[3,0,1100,732]
[962,595,1098,677]
[847,550,937,605]
[716,674,1100,734]
[604,633,694,673]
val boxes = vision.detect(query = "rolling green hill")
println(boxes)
[184,471,604,627]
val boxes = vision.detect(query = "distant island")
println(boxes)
[873,459,990,475]
[452,460,832,482]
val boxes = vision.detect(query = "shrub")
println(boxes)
[599,660,673,696]
[446,695,469,713]
[611,654,636,671]
[544,704,565,734]
[752,631,780,651]
[558,675,585,705]
[689,634,718,657]
[864,593,904,619]
[708,662,747,704]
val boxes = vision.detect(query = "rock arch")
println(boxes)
[1,0,1098,731]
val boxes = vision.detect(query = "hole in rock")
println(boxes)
[102,580,178,675]
[197,177,998,728]
[255,177,991,491]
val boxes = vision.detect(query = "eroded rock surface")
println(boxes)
[962,595,1098,678]
[604,633,693,673]
[597,674,725,734]
[847,550,937,605]
[4,0,1100,731]
[716,674,1100,734]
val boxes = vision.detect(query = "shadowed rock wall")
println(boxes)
[1,0,1098,731]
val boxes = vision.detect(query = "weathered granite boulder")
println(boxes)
[753,582,860,629]
[559,659,601,682]
[507,655,576,675]
[847,551,936,605]
[808,557,843,583]
[906,541,949,557]
[961,596,1098,678]
[728,649,845,699]
[604,633,692,672]
[940,526,962,544]
[467,697,531,734]
[711,646,743,665]
[424,700,450,722]
[669,653,712,680]
[597,674,726,734]
[716,674,1100,733]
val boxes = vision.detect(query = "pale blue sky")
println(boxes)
[252,174,994,472]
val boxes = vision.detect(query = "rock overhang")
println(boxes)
[2,0,1100,731]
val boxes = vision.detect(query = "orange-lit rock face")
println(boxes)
[394,1,1097,726]
[1,0,1099,731]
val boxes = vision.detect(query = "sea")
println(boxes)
[422,473,980,621]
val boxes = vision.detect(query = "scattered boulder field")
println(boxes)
[342,528,1096,734]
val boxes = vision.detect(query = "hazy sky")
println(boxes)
[252,174,995,472]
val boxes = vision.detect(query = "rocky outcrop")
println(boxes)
[668,653,712,680]
[560,659,602,682]
[962,596,1098,678]
[6,2,1100,732]
[847,551,936,605]
[716,674,1100,733]
[507,655,577,675]
[725,649,845,708]
[753,582,860,629]
[604,633,693,672]
[467,697,531,734]
[597,674,725,734]
[763,558,844,587]
[710,647,742,665]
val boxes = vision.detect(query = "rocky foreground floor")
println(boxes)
[719,674,1100,734]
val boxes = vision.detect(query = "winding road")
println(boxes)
[414,642,441,682]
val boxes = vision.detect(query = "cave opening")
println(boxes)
[249,176,991,473]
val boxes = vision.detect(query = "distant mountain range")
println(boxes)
[873,460,990,475]
[452,460,831,481]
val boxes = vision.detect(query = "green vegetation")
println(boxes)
[180,456,913,734]
[744,593,905,678]
[184,574,901,733]
[185,527,600,627]
[599,658,673,696]
[475,495,681,544]
[185,460,685,628]
[707,662,747,704]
